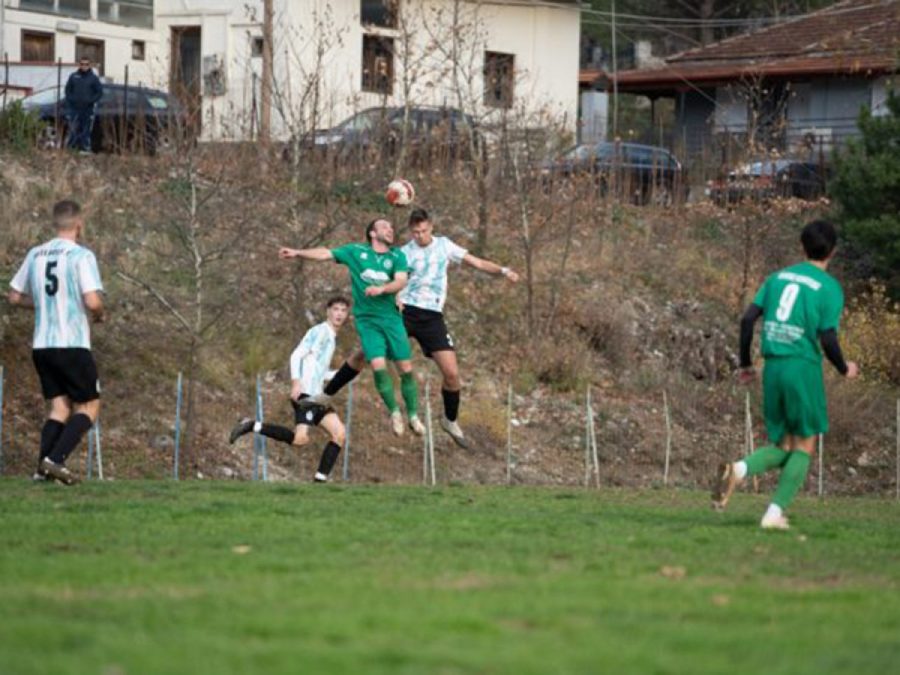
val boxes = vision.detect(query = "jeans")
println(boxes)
[66,106,95,151]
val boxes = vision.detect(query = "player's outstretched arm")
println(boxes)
[819,329,859,378]
[366,271,408,297]
[279,246,334,262]
[461,253,519,282]
[738,303,763,383]
[7,289,34,309]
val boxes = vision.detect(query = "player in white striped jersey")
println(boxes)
[7,200,105,485]
[312,208,518,448]
[229,297,349,482]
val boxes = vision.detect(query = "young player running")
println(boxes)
[7,200,105,486]
[712,220,859,529]
[229,296,350,482]
[311,208,519,448]
[278,218,425,436]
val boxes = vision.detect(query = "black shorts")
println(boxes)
[32,348,100,403]
[292,397,334,427]
[402,306,455,358]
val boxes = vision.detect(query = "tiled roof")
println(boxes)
[612,0,899,91]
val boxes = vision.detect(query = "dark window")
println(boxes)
[132,40,146,60]
[484,51,514,109]
[98,0,154,29]
[361,0,397,29]
[19,0,90,19]
[251,37,264,58]
[21,31,55,63]
[362,35,394,95]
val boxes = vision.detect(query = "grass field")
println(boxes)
[1,480,898,675]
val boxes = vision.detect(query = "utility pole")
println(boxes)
[611,0,618,140]
[260,0,274,144]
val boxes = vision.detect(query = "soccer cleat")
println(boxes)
[390,410,405,437]
[711,461,741,511]
[313,472,329,483]
[408,415,426,436]
[439,417,469,449]
[228,418,255,444]
[760,513,791,530]
[39,457,79,486]
[32,471,50,483]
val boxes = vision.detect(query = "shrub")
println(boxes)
[842,282,900,385]
[0,101,43,153]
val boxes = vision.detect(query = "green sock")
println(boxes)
[400,372,418,418]
[373,369,398,413]
[743,445,790,476]
[772,451,811,509]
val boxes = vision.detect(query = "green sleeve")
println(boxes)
[752,277,768,309]
[819,282,844,332]
[393,249,408,273]
[331,244,353,266]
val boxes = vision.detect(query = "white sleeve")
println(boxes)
[78,251,104,294]
[445,238,468,264]
[10,253,32,294]
[289,329,316,380]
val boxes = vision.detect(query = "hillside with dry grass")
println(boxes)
[1,147,897,494]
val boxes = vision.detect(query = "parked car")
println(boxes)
[706,158,831,204]
[21,84,188,155]
[539,141,686,205]
[288,106,484,164]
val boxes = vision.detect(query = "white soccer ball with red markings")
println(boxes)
[385,179,415,207]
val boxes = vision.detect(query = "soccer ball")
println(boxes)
[386,179,415,207]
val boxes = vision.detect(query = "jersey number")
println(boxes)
[775,283,800,322]
[45,260,59,297]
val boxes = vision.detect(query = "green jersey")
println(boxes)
[331,243,408,318]
[753,261,844,363]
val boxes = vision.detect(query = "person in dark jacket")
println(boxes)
[64,58,103,152]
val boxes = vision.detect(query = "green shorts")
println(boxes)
[355,314,412,362]
[762,357,828,445]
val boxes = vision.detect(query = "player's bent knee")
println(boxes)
[291,429,311,447]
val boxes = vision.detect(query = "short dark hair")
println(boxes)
[326,295,350,309]
[408,208,429,227]
[800,219,837,261]
[365,219,379,242]
[53,200,81,229]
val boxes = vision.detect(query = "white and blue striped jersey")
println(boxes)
[398,236,467,313]
[10,238,104,350]
[289,322,337,397]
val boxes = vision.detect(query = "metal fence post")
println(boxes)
[342,382,354,482]
[174,372,183,480]
[87,428,94,479]
[253,374,267,481]
[506,383,513,485]
[94,413,103,480]
[0,365,5,475]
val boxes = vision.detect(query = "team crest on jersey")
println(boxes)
[306,411,314,422]
[383,259,393,270]
[360,252,368,260]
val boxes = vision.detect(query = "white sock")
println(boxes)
[734,461,748,480]
[763,503,783,521]
[253,421,262,433]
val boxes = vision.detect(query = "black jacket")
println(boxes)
[65,69,103,110]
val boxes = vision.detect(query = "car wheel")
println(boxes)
[650,183,673,207]
[151,130,176,156]
[38,124,63,150]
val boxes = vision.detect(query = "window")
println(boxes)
[362,35,394,95]
[132,40,146,61]
[98,0,154,29]
[360,0,397,29]
[21,31,55,63]
[251,37,264,58]
[19,0,90,19]
[483,51,514,109]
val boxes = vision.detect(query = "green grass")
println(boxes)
[1,481,898,674]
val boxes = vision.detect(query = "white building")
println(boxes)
[1,0,581,140]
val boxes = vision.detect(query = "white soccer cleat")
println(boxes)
[390,410,405,437]
[439,417,469,449]
[313,472,328,483]
[760,513,791,530]
[408,415,426,436]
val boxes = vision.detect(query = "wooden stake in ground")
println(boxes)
[584,387,592,487]
[422,379,430,486]
[895,399,899,501]
[745,390,759,493]
[425,379,436,487]
[817,434,824,498]
[588,386,599,488]
[506,383,513,485]
[663,390,672,486]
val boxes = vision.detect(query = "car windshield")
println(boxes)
[338,109,387,132]
[23,87,61,106]
[561,144,615,161]
[146,96,168,110]
[736,159,792,176]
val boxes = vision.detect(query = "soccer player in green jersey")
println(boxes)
[712,220,859,530]
[279,218,425,436]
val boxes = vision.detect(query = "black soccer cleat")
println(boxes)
[228,418,255,444]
